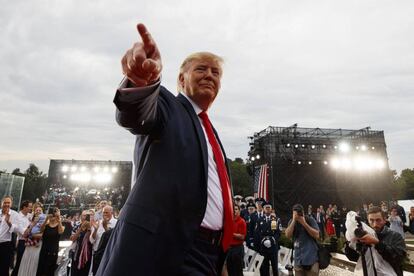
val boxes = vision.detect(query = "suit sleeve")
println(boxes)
[113,78,162,135]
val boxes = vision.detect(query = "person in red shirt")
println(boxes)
[226,204,247,276]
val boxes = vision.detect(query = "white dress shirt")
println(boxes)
[90,217,118,251]
[17,211,32,240]
[0,209,20,243]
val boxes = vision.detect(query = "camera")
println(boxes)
[354,216,367,238]
[85,214,91,222]
[293,204,304,216]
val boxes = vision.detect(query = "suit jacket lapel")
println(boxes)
[176,94,208,180]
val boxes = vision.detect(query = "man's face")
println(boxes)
[368,212,386,232]
[256,203,263,211]
[234,206,240,217]
[1,198,12,211]
[179,58,222,109]
[248,207,255,214]
[410,207,414,215]
[103,208,112,221]
[264,206,272,215]
[27,203,33,213]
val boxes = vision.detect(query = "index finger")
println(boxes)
[137,23,154,48]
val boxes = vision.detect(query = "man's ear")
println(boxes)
[178,73,184,90]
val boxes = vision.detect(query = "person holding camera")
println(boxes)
[36,207,65,276]
[345,206,406,276]
[285,204,320,276]
[256,201,281,276]
[70,210,93,276]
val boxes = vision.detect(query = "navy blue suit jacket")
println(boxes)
[96,84,231,275]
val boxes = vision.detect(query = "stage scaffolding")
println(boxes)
[248,124,393,222]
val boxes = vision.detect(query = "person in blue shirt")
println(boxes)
[285,204,320,276]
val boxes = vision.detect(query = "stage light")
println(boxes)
[111,166,118,173]
[322,144,327,149]
[250,156,255,161]
[294,144,299,148]
[339,142,350,153]
[301,144,306,148]
[308,161,312,165]
[331,158,340,169]
[311,145,316,149]
[70,173,91,183]
[93,166,100,173]
[63,175,67,179]
[71,166,77,172]
[361,145,368,151]
[62,165,69,172]
[74,187,79,192]
[94,173,112,184]
[298,161,302,165]
[375,159,385,169]
[286,143,291,147]
[371,146,375,150]
[80,166,87,172]
[103,166,109,172]
[342,158,352,170]
[356,146,360,150]
[323,161,328,165]
[256,154,260,160]
[334,146,338,150]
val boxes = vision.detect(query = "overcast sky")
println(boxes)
[1,0,413,174]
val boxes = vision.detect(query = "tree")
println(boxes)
[13,164,48,202]
[393,168,414,199]
[228,158,253,197]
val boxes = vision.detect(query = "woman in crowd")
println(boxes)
[37,207,65,276]
[18,203,46,276]
[325,214,336,237]
[389,207,405,238]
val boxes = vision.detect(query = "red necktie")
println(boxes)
[198,111,233,251]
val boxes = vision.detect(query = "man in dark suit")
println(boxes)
[96,23,233,276]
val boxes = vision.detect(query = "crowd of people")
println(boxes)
[0,195,118,276]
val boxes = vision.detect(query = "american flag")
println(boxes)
[254,164,269,201]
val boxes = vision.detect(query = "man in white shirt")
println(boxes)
[0,196,21,276]
[90,206,117,275]
[11,200,32,276]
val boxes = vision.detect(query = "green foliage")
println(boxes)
[12,163,48,202]
[228,158,253,197]
[393,168,414,199]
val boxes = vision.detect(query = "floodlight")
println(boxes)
[322,144,327,149]
[331,158,340,169]
[334,146,338,150]
[323,161,328,165]
[294,144,299,148]
[103,166,109,172]
[93,166,100,173]
[339,142,350,153]
[250,156,255,161]
[375,159,385,169]
[361,145,368,151]
[301,144,306,148]
[356,146,360,150]
[94,173,112,184]
[297,161,302,165]
[371,146,375,150]
[111,166,118,173]
[63,175,67,179]
[256,154,260,160]
[286,143,291,147]
[308,161,312,165]
[62,165,69,172]
[80,166,87,172]
[311,145,316,149]
[71,166,77,172]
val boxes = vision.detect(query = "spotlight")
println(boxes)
[250,156,255,161]
[339,142,350,153]
[322,144,327,149]
[62,165,69,172]
[298,161,302,165]
[63,175,67,179]
[331,158,340,169]
[375,159,385,169]
[356,146,360,150]
[294,144,299,148]
[71,166,77,172]
[286,143,291,147]
[111,166,118,173]
[371,146,375,150]
[93,166,100,173]
[94,173,112,184]
[80,166,87,172]
[334,145,338,150]
[103,166,109,172]
[256,154,261,160]
[361,145,368,151]
[323,161,328,165]
[301,144,306,148]
[308,161,312,165]
[311,145,316,149]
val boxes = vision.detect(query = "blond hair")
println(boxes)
[177,52,224,92]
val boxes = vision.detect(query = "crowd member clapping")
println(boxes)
[90,205,117,275]
[70,210,93,276]
[37,207,65,276]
